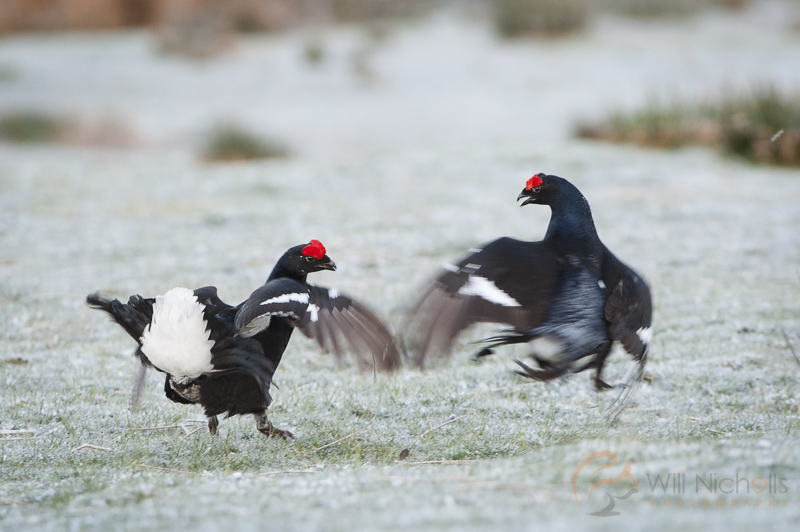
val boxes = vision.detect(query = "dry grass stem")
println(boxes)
[312,432,357,453]
[69,444,113,454]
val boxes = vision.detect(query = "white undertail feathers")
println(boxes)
[140,287,214,382]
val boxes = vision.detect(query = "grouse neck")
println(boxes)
[543,193,601,250]
[267,263,307,283]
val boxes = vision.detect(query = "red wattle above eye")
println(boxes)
[526,174,544,191]
[302,239,326,259]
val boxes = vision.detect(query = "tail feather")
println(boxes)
[127,294,155,323]
[87,292,152,344]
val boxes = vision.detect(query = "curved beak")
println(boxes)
[319,256,337,271]
[517,189,537,207]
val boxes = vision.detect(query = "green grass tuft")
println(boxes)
[576,85,800,166]
[201,123,289,162]
[604,0,747,18]
[492,0,747,39]
[0,111,68,143]
[493,0,589,38]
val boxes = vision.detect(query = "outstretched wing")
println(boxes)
[405,237,560,366]
[234,279,400,372]
[234,278,310,337]
[294,285,401,372]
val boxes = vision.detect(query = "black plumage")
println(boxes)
[88,240,400,439]
[407,173,652,409]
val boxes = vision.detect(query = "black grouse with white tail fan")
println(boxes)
[407,174,652,410]
[88,240,400,439]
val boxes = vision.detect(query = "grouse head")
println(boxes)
[271,240,336,281]
[516,172,554,206]
[517,173,596,241]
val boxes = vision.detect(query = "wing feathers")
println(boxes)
[603,262,653,361]
[295,285,401,372]
[233,280,400,372]
[235,278,309,337]
[405,238,558,366]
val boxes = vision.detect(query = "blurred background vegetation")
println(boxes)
[577,86,800,166]
[1,0,798,166]
[0,1,756,42]
[201,122,289,162]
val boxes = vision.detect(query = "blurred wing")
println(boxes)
[405,237,560,366]
[130,348,150,412]
[295,285,401,372]
[602,256,652,418]
[234,278,310,338]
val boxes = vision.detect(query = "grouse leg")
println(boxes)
[591,341,614,391]
[513,358,568,381]
[254,412,294,440]
[207,415,219,435]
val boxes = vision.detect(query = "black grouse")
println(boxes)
[407,174,652,406]
[88,240,400,439]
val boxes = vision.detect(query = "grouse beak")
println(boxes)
[318,256,337,271]
[517,190,537,206]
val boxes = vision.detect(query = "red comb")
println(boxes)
[526,173,544,190]
[302,239,326,259]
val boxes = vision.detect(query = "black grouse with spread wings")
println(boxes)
[88,240,400,439]
[407,174,652,410]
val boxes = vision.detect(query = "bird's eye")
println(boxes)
[305,256,315,262]
[533,186,541,193]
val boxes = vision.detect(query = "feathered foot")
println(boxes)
[208,415,219,436]
[513,358,567,382]
[594,377,613,391]
[472,347,494,359]
[472,329,534,360]
[254,412,294,440]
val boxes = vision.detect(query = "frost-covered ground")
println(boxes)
[1,2,800,531]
